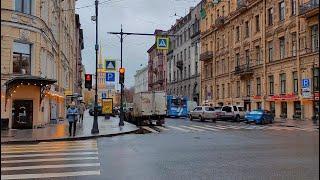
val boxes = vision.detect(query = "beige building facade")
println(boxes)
[1,0,81,129]
[200,0,319,120]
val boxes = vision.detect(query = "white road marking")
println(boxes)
[1,170,101,180]
[180,125,205,132]
[141,126,158,133]
[204,125,227,130]
[189,125,220,131]
[2,151,98,158]
[1,156,99,164]
[2,163,100,171]
[156,126,170,130]
[2,141,97,149]
[2,147,97,154]
[167,126,190,132]
[2,144,97,151]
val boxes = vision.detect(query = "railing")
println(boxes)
[234,63,253,75]
[200,51,213,61]
[176,60,183,69]
[299,0,319,15]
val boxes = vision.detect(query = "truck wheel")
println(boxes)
[212,119,216,123]
[200,116,204,122]
[189,115,193,121]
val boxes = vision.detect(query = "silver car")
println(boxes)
[189,106,219,122]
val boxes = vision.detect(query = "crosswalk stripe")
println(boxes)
[180,125,205,132]
[2,147,97,154]
[2,163,100,171]
[1,156,99,164]
[2,145,97,151]
[1,170,101,180]
[141,126,158,133]
[216,125,241,129]
[167,126,190,132]
[204,125,227,130]
[2,151,98,158]
[2,141,97,149]
[189,125,220,131]
[156,126,170,130]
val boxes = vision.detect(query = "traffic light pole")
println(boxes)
[91,0,99,134]
[108,27,176,126]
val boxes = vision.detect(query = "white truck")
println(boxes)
[219,105,245,122]
[124,91,167,126]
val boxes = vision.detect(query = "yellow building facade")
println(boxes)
[1,0,78,129]
[200,0,319,120]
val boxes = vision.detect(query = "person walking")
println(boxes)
[66,102,79,136]
[78,102,86,124]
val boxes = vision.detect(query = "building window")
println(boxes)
[15,0,31,14]
[256,46,261,65]
[314,68,319,91]
[292,33,297,56]
[257,102,262,110]
[13,42,31,75]
[245,49,250,65]
[270,101,275,115]
[293,71,298,94]
[227,83,230,98]
[268,41,273,62]
[188,46,191,58]
[222,6,225,16]
[216,85,220,99]
[256,77,261,96]
[293,101,301,117]
[195,61,198,74]
[279,1,285,21]
[268,8,273,26]
[279,37,285,59]
[246,79,251,96]
[188,65,191,77]
[222,84,225,98]
[281,102,287,118]
[280,73,286,94]
[236,81,240,98]
[255,15,260,32]
[236,26,240,42]
[245,21,249,38]
[236,53,240,66]
[291,0,296,15]
[311,25,319,52]
[269,75,274,95]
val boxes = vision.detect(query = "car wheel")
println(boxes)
[235,115,240,122]
[199,116,204,122]
[212,119,216,123]
[261,118,265,125]
[189,115,193,121]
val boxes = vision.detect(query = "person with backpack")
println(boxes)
[66,101,79,136]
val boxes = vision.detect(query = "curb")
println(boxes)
[1,128,139,145]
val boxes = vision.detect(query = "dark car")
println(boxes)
[244,109,274,125]
[89,105,102,116]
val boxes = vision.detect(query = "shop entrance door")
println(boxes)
[12,100,33,129]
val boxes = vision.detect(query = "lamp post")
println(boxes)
[91,0,99,134]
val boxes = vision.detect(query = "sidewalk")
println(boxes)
[273,118,319,129]
[1,112,139,144]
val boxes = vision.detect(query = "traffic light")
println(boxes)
[119,68,125,84]
[85,74,92,90]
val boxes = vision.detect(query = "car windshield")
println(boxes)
[250,110,263,115]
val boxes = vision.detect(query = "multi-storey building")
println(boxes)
[134,66,148,93]
[166,2,203,104]
[1,0,82,129]
[147,30,168,91]
[74,14,84,98]
[200,0,319,120]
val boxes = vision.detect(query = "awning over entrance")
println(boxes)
[4,76,57,107]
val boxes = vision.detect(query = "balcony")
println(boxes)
[176,60,183,69]
[234,63,253,78]
[236,0,247,11]
[299,0,319,18]
[200,51,213,61]
[215,16,225,28]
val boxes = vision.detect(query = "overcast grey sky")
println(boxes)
[76,0,200,88]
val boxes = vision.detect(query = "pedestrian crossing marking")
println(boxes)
[1,140,100,180]
[157,126,170,130]
[167,125,190,132]
[180,125,205,132]
[141,126,158,133]
[1,170,101,180]
[1,156,99,164]
[189,125,220,131]
[205,125,227,130]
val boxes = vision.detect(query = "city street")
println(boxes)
[1,118,318,180]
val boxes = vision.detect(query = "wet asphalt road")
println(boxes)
[1,118,319,180]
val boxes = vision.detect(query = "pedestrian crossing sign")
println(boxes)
[156,37,169,50]
[105,60,116,71]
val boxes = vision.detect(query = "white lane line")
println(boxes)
[216,125,241,129]
[1,170,101,180]
[2,145,98,151]
[189,125,220,131]
[2,163,100,171]
[2,148,97,154]
[156,126,170,130]
[180,126,205,132]
[141,126,158,133]
[2,152,98,158]
[204,125,227,130]
[1,156,99,164]
[167,126,190,132]
[2,141,97,149]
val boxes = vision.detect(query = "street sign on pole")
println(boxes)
[106,72,115,82]
[105,60,116,71]
[302,79,310,88]
[156,37,169,50]
[101,92,107,99]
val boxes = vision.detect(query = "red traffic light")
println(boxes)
[85,74,92,81]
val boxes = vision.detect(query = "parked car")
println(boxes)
[219,105,245,122]
[244,109,274,125]
[89,105,102,116]
[189,106,219,122]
